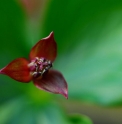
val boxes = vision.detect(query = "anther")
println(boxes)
[29,57,53,78]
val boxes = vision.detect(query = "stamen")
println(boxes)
[28,57,52,78]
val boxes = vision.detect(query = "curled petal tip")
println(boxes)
[43,31,54,40]
[0,68,5,74]
[50,31,54,36]
[60,83,68,99]
[62,90,68,99]
[50,31,54,39]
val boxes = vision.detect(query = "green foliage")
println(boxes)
[43,0,122,105]
[68,114,93,124]
[1,0,122,123]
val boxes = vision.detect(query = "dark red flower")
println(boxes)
[0,32,68,99]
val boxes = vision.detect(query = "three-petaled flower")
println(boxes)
[0,32,68,99]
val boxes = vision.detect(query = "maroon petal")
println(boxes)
[30,32,57,62]
[33,70,68,99]
[0,58,32,83]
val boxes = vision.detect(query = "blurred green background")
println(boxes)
[1,0,122,123]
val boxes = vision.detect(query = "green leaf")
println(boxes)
[68,114,93,124]
[0,0,28,64]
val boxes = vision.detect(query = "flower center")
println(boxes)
[28,57,52,78]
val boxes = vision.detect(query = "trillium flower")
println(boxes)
[0,32,68,99]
